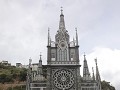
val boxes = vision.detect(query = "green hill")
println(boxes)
[0,64,27,84]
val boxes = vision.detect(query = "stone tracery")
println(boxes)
[53,69,74,89]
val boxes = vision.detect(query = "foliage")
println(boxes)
[19,68,27,81]
[0,74,7,84]
[0,65,27,83]
[101,80,115,90]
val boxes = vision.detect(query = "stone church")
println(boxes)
[26,9,101,90]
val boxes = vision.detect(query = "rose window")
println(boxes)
[53,69,74,89]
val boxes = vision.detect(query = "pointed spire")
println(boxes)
[95,58,101,90]
[59,7,65,30]
[92,67,95,80]
[50,37,51,46]
[28,57,32,80]
[95,58,98,80]
[95,58,97,66]
[75,28,78,46]
[39,52,42,68]
[95,58,101,81]
[38,52,43,75]
[83,53,91,80]
[29,57,32,68]
[48,28,50,46]
[73,37,75,46]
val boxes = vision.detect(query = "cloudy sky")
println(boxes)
[0,0,120,89]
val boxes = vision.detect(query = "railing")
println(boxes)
[48,61,79,65]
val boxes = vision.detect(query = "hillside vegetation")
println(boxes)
[0,64,27,90]
[0,64,27,83]
[101,80,115,90]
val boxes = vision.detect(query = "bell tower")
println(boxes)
[47,8,81,90]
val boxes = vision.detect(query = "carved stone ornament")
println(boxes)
[53,69,74,89]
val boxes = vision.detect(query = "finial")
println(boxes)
[84,52,86,60]
[48,27,50,46]
[61,7,63,15]
[29,57,32,67]
[84,52,86,57]
[75,28,78,46]
[75,28,77,32]
[95,58,97,65]
[40,52,42,60]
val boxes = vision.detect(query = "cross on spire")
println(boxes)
[75,28,77,32]
[59,7,65,29]
[61,7,63,15]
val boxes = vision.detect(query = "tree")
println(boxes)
[0,74,13,83]
[101,80,115,90]
[0,74,7,84]
[19,68,27,81]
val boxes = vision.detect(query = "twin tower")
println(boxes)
[26,9,101,90]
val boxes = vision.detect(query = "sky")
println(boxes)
[0,0,120,89]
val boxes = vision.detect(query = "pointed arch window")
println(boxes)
[58,49,62,61]
[71,52,74,61]
[64,49,67,61]
[61,51,64,61]
[51,53,55,61]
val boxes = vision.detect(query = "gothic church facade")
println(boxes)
[26,9,101,90]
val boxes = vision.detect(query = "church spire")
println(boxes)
[26,58,32,90]
[83,53,91,80]
[95,58,101,90]
[95,58,101,81]
[29,57,32,71]
[59,7,65,30]
[73,37,75,46]
[38,53,42,74]
[48,28,51,46]
[75,28,78,46]
[92,67,95,80]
